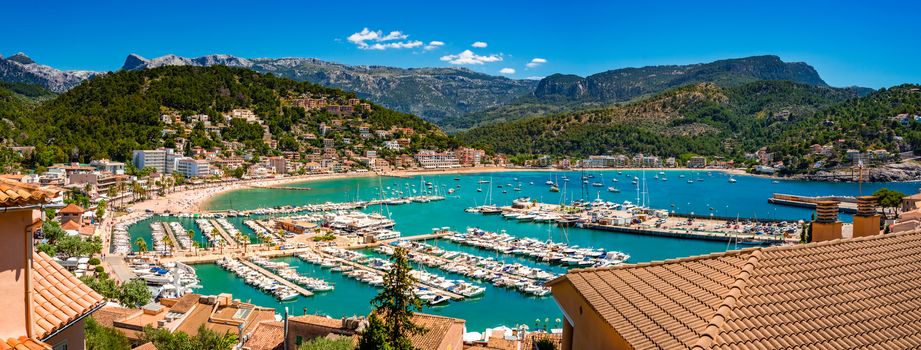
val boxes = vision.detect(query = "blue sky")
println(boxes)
[3,0,919,88]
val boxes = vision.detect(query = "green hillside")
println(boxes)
[458,80,898,171]
[6,66,456,166]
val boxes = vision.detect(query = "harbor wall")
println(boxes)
[580,223,786,243]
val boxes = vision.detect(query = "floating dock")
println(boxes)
[312,248,465,300]
[237,259,313,297]
[160,222,185,250]
[210,219,240,248]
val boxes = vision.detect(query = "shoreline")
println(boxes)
[126,165,901,216]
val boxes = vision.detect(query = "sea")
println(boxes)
[126,170,920,331]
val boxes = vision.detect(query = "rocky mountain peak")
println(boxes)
[122,53,149,71]
[7,52,35,65]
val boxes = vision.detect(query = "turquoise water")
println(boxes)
[157,170,918,331]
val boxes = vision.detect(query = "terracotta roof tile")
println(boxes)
[549,230,921,349]
[1,337,50,350]
[32,251,105,339]
[409,313,464,350]
[0,178,59,207]
[58,203,85,215]
[243,321,284,350]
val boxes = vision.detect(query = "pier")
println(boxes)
[346,231,452,249]
[210,219,240,248]
[379,243,547,295]
[768,193,858,214]
[311,248,465,300]
[581,223,790,243]
[160,222,183,250]
[237,259,314,297]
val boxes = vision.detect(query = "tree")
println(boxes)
[120,279,153,307]
[56,235,101,259]
[136,237,148,253]
[359,247,424,350]
[80,274,121,300]
[85,317,131,350]
[357,313,391,350]
[139,324,237,350]
[300,337,355,350]
[96,200,107,220]
[873,188,905,218]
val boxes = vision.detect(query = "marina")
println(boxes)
[117,170,921,331]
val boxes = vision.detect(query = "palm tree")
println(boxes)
[135,238,148,254]
[186,230,195,251]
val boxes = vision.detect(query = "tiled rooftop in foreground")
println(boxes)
[548,229,921,349]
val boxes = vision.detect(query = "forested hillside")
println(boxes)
[459,81,904,171]
[5,66,456,166]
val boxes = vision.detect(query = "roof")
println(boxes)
[1,337,50,350]
[548,230,921,349]
[288,314,343,329]
[32,251,105,339]
[92,306,136,328]
[0,178,59,207]
[61,220,82,231]
[58,203,85,214]
[409,313,465,350]
[243,321,284,350]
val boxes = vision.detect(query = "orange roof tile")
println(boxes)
[0,178,59,207]
[58,203,85,215]
[0,336,50,350]
[548,230,921,349]
[288,315,344,329]
[409,313,465,350]
[61,220,82,231]
[243,321,284,350]
[32,251,105,339]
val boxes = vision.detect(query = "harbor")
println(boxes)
[111,169,921,331]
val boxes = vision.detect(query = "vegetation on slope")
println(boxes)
[4,66,455,166]
[458,81,882,167]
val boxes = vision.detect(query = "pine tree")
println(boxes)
[359,247,425,349]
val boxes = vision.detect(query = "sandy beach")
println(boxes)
[125,166,747,216]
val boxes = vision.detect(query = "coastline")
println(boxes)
[140,166,749,215]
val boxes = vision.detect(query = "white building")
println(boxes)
[176,158,211,178]
[132,149,177,174]
[415,150,460,169]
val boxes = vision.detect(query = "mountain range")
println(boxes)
[120,53,538,122]
[0,52,875,132]
[0,53,99,93]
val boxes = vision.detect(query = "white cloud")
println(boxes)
[347,28,421,50]
[440,50,503,65]
[365,41,423,50]
[499,68,516,74]
[471,41,488,48]
[526,57,547,68]
[525,76,545,80]
[424,41,445,51]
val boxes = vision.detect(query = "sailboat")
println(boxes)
[728,175,737,183]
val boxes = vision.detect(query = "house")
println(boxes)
[547,227,921,349]
[687,156,706,168]
[276,313,463,350]
[0,177,105,350]
[93,293,274,345]
[456,147,486,167]
[58,203,85,226]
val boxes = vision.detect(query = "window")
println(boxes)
[52,341,68,350]
[296,336,303,345]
